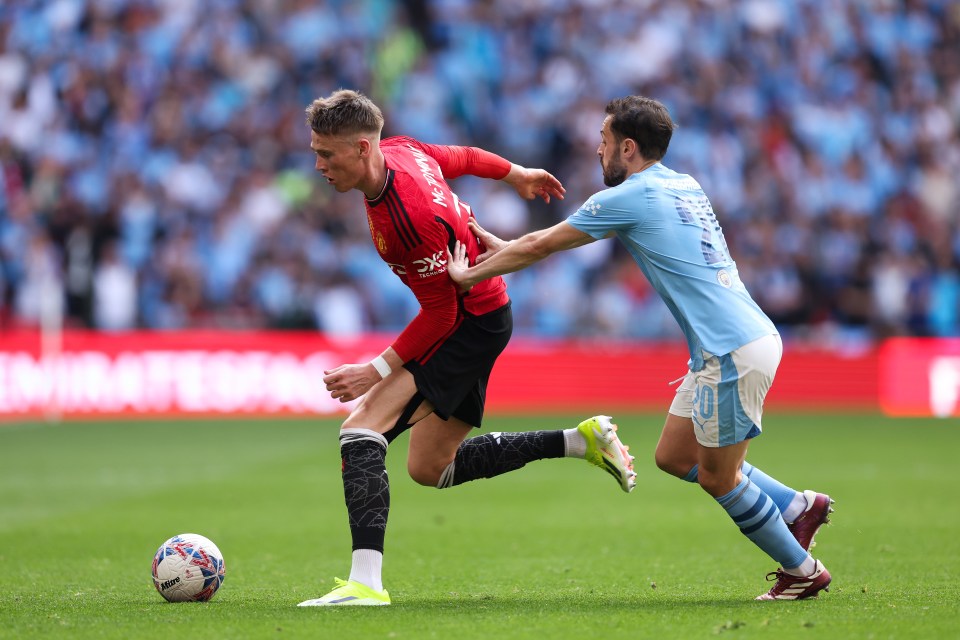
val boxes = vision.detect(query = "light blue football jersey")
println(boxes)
[567,163,777,370]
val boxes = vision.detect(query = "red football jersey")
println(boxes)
[365,136,511,363]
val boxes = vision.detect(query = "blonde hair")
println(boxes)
[305,89,384,137]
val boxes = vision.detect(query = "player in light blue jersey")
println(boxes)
[447,96,834,601]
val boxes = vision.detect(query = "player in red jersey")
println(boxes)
[296,90,637,607]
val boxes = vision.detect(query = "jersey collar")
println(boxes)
[366,169,395,207]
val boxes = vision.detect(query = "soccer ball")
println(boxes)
[151,533,225,602]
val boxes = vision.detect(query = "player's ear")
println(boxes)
[622,137,638,159]
[357,137,372,159]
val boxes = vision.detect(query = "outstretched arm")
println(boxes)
[447,219,595,291]
[410,139,565,204]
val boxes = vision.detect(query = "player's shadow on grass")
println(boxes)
[391,593,751,611]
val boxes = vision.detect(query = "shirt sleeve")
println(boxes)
[566,189,638,240]
[398,137,511,181]
[390,219,460,362]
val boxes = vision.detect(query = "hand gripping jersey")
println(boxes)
[365,136,511,363]
[567,163,777,371]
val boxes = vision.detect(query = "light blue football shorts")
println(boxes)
[669,333,783,448]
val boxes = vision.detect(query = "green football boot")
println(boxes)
[297,578,391,607]
[578,415,636,493]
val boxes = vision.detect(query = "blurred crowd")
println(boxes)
[1,0,958,344]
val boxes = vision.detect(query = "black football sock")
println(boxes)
[437,430,565,488]
[339,429,390,552]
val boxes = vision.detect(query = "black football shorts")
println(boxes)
[403,302,512,428]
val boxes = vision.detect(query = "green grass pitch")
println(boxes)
[1,412,958,639]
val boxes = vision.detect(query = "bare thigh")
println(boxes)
[340,368,432,432]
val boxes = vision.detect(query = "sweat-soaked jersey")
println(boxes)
[365,136,511,363]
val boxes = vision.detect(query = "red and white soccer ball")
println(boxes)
[152,533,225,602]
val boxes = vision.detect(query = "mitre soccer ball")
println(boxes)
[151,533,225,602]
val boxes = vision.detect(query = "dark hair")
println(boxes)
[604,96,675,160]
[305,89,384,137]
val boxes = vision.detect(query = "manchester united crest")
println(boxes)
[367,214,387,254]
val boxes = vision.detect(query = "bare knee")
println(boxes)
[696,466,739,498]
[654,415,699,479]
[406,416,469,487]
[654,448,695,480]
[407,459,447,487]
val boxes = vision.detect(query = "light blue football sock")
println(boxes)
[716,477,809,570]
[683,462,801,517]
[740,461,800,516]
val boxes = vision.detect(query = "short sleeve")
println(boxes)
[565,189,639,240]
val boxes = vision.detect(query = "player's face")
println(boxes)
[310,130,365,193]
[598,116,628,187]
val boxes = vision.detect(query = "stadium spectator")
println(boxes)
[0,0,957,340]
[92,239,137,330]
